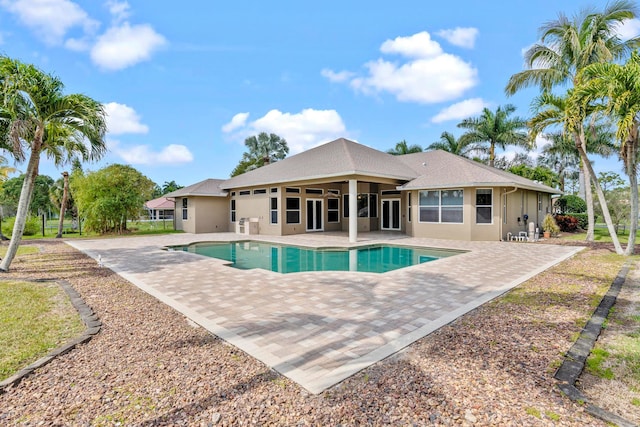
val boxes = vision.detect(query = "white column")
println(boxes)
[349,179,358,243]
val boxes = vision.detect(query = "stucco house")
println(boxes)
[165,138,559,241]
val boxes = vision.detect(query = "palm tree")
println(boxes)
[573,51,640,255]
[231,132,289,176]
[426,131,484,158]
[387,139,423,155]
[538,134,580,193]
[505,1,638,252]
[55,171,70,239]
[0,56,107,271]
[457,104,530,167]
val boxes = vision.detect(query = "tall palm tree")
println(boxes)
[426,131,484,158]
[538,134,581,193]
[386,139,423,155]
[505,1,638,252]
[244,132,288,166]
[55,171,70,239]
[457,104,530,167]
[573,51,640,255]
[0,56,107,271]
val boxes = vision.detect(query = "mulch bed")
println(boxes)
[0,239,622,426]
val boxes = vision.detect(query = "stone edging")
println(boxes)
[554,260,636,427]
[0,279,101,393]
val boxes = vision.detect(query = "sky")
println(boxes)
[1,0,638,188]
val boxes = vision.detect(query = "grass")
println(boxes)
[0,245,39,258]
[0,280,84,381]
[10,219,180,240]
[561,225,640,244]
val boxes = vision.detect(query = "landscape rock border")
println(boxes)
[554,260,636,427]
[0,278,101,393]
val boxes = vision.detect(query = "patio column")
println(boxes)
[349,179,357,243]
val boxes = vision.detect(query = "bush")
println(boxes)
[556,195,587,214]
[555,215,579,232]
[571,213,588,230]
[542,213,560,235]
[1,216,41,237]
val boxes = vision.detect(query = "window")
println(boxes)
[182,198,188,220]
[328,198,339,223]
[381,190,401,195]
[408,193,412,222]
[231,191,236,196]
[328,189,340,196]
[538,193,542,211]
[419,189,463,223]
[369,194,378,218]
[476,189,492,224]
[355,193,378,218]
[305,188,323,195]
[286,197,300,224]
[253,188,267,195]
[230,199,236,222]
[270,187,278,193]
[239,190,250,196]
[270,197,278,224]
[343,194,349,217]
[285,187,300,193]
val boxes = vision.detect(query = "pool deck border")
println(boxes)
[68,232,584,394]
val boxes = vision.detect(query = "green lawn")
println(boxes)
[561,226,640,245]
[4,219,180,240]
[0,280,84,381]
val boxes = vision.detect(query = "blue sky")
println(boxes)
[1,0,638,188]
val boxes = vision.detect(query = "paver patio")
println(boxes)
[68,233,582,394]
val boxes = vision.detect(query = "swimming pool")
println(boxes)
[168,241,462,274]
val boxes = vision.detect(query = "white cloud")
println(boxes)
[321,68,355,83]
[91,22,166,71]
[325,31,478,104]
[431,98,488,123]
[380,31,442,58]
[222,112,250,133]
[0,0,99,45]
[615,18,640,40]
[223,108,348,154]
[111,141,193,165]
[104,102,149,135]
[106,0,131,23]
[436,27,479,49]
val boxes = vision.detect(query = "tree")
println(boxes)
[425,132,483,158]
[161,180,183,195]
[507,164,560,188]
[538,133,580,192]
[0,174,54,216]
[457,105,530,167]
[71,164,155,234]
[55,172,70,238]
[231,132,288,177]
[0,56,107,270]
[387,139,423,155]
[573,51,640,254]
[505,1,639,254]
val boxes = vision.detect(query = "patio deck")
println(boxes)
[68,232,582,394]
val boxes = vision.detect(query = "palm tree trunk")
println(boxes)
[489,142,495,167]
[0,145,41,271]
[575,131,623,254]
[624,134,638,256]
[55,171,69,238]
[582,158,595,242]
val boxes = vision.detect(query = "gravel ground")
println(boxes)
[0,239,624,426]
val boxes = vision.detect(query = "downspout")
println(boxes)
[501,187,518,241]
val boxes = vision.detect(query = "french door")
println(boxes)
[306,199,323,231]
[381,199,401,230]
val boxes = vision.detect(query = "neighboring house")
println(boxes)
[144,197,175,220]
[167,138,559,241]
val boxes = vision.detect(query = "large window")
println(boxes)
[355,193,378,218]
[270,197,278,224]
[476,189,492,224]
[182,198,188,220]
[328,198,339,223]
[230,199,236,222]
[286,197,300,224]
[419,189,463,223]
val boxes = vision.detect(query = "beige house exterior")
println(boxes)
[166,138,559,241]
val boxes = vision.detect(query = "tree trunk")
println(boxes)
[55,171,69,238]
[0,144,41,271]
[624,131,638,256]
[575,131,623,254]
[582,158,595,242]
[489,142,495,167]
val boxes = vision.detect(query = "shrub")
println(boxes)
[1,216,41,237]
[555,215,579,232]
[556,195,587,214]
[571,213,588,230]
[542,213,560,235]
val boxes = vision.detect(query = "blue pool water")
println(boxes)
[168,241,462,274]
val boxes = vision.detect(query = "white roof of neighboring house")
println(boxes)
[220,138,559,194]
[164,179,228,198]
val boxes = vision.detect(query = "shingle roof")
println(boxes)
[144,197,175,209]
[220,138,417,189]
[164,179,227,198]
[397,150,560,193]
